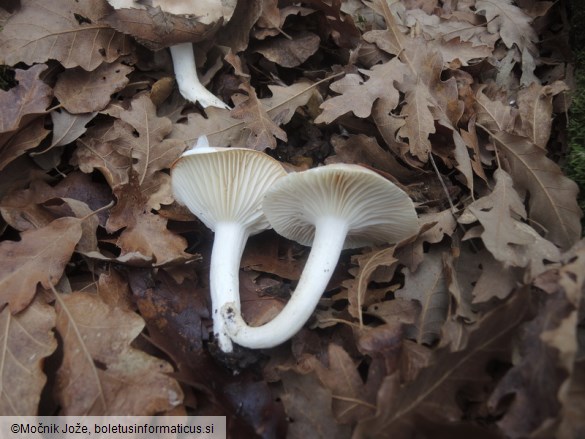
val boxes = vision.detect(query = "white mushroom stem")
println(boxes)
[169,43,230,109]
[210,221,249,352]
[222,216,349,349]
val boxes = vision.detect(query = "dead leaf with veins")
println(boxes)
[54,290,183,415]
[0,298,57,415]
[54,61,133,114]
[0,217,82,313]
[0,64,52,169]
[0,0,131,70]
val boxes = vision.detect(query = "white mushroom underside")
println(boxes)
[172,149,287,235]
[263,164,419,248]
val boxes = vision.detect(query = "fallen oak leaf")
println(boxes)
[0,298,57,415]
[516,81,569,149]
[172,79,319,148]
[106,169,190,266]
[230,82,287,150]
[478,126,582,250]
[315,58,405,125]
[395,246,450,346]
[0,64,52,169]
[461,168,560,278]
[278,370,352,438]
[54,61,133,114]
[475,0,538,53]
[353,286,532,438]
[0,0,131,71]
[254,31,320,68]
[0,217,82,313]
[47,111,97,150]
[54,290,183,415]
[301,343,376,424]
[116,94,185,186]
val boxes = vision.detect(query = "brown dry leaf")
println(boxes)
[217,0,262,52]
[516,81,569,149]
[488,243,585,437]
[362,0,406,57]
[474,88,518,133]
[431,38,493,68]
[454,248,520,305]
[54,291,183,415]
[106,170,189,265]
[0,217,82,313]
[279,370,351,439]
[230,82,288,150]
[315,58,405,124]
[129,269,209,356]
[325,134,420,182]
[554,241,585,438]
[462,168,560,277]
[395,210,458,271]
[97,270,133,310]
[255,31,320,68]
[48,111,97,150]
[475,0,538,53]
[397,43,463,162]
[0,119,50,172]
[0,298,57,415]
[239,271,286,327]
[73,94,183,195]
[242,234,304,280]
[103,5,222,51]
[117,94,185,186]
[0,179,65,232]
[0,64,52,168]
[0,0,131,70]
[54,61,133,114]
[347,246,398,323]
[171,80,316,148]
[395,247,450,345]
[365,299,420,327]
[486,130,582,250]
[72,120,132,188]
[397,80,436,161]
[256,0,283,37]
[353,286,531,438]
[444,250,475,322]
[302,343,375,424]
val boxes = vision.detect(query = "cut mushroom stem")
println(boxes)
[222,164,419,350]
[169,43,230,109]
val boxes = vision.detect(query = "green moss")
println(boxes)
[567,1,585,234]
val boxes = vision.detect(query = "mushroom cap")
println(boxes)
[171,145,287,235]
[107,0,236,24]
[263,164,419,249]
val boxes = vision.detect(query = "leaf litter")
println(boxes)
[0,0,583,437]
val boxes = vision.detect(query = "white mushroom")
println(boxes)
[171,137,287,352]
[107,0,234,109]
[222,164,419,349]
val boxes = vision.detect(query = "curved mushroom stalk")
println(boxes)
[169,43,230,109]
[221,164,419,350]
[222,216,348,349]
[171,139,286,352]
